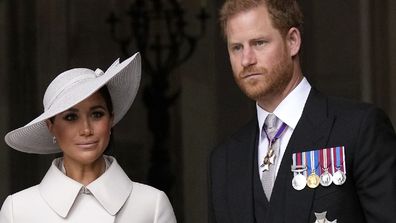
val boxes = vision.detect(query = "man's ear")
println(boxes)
[286,27,301,57]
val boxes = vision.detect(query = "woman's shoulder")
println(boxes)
[6,184,41,202]
[0,185,42,221]
[127,181,174,205]
[1,185,42,212]
[120,182,176,222]
[131,181,162,193]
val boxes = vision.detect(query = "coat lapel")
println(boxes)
[269,89,336,222]
[227,119,258,223]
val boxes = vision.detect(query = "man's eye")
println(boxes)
[230,44,242,52]
[254,40,265,46]
[233,45,242,51]
[63,113,78,121]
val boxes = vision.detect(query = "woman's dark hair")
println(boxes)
[98,85,115,155]
[98,85,113,115]
[49,85,113,122]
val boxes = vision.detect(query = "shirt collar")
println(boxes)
[38,156,133,218]
[257,77,311,131]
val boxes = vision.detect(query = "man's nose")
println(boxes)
[241,47,257,67]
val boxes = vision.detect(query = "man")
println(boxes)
[209,0,396,222]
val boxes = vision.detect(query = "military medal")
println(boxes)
[292,172,307,190]
[320,169,332,187]
[332,146,346,185]
[261,122,288,172]
[260,146,275,171]
[314,211,338,223]
[320,148,332,187]
[306,150,320,189]
[332,169,346,185]
[292,146,347,190]
[307,172,320,188]
[291,153,307,190]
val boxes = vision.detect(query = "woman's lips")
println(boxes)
[76,141,98,149]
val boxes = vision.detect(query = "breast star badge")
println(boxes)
[314,211,337,223]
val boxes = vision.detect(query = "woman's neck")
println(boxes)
[62,156,106,186]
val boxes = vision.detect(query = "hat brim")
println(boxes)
[5,53,141,154]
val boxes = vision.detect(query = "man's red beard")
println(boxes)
[234,57,293,102]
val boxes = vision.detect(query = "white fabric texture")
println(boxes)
[0,156,176,223]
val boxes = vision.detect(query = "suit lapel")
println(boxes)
[227,119,258,223]
[270,89,336,222]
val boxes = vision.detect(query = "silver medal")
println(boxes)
[292,173,306,190]
[332,169,346,185]
[320,170,332,187]
[320,149,332,187]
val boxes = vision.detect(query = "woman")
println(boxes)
[0,53,177,222]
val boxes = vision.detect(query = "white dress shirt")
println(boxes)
[257,77,311,179]
[0,155,177,223]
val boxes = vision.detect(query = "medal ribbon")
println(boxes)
[314,150,320,175]
[320,148,332,174]
[320,149,325,173]
[292,152,303,177]
[330,147,335,174]
[327,148,333,174]
[335,146,343,171]
[341,146,346,173]
[338,146,346,173]
[292,153,296,177]
[332,146,346,174]
[262,122,288,147]
[306,150,320,175]
[302,152,307,177]
[306,151,311,175]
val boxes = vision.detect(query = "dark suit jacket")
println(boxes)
[209,89,396,223]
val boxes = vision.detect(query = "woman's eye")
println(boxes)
[63,113,78,121]
[92,111,105,119]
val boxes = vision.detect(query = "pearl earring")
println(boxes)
[52,136,57,144]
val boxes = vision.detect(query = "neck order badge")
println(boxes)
[260,114,288,171]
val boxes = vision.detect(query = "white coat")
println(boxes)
[0,156,176,223]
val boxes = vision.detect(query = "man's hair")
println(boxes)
[219,0,303,38]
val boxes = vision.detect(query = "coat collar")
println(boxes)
[38,156,133,218]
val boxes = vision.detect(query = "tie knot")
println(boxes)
[264,113,278,136]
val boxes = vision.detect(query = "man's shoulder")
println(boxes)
[310,90,392,131]
[310,89,382,118]
[325,94,384,119]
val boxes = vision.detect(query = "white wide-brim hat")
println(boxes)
[5,52,141,154]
